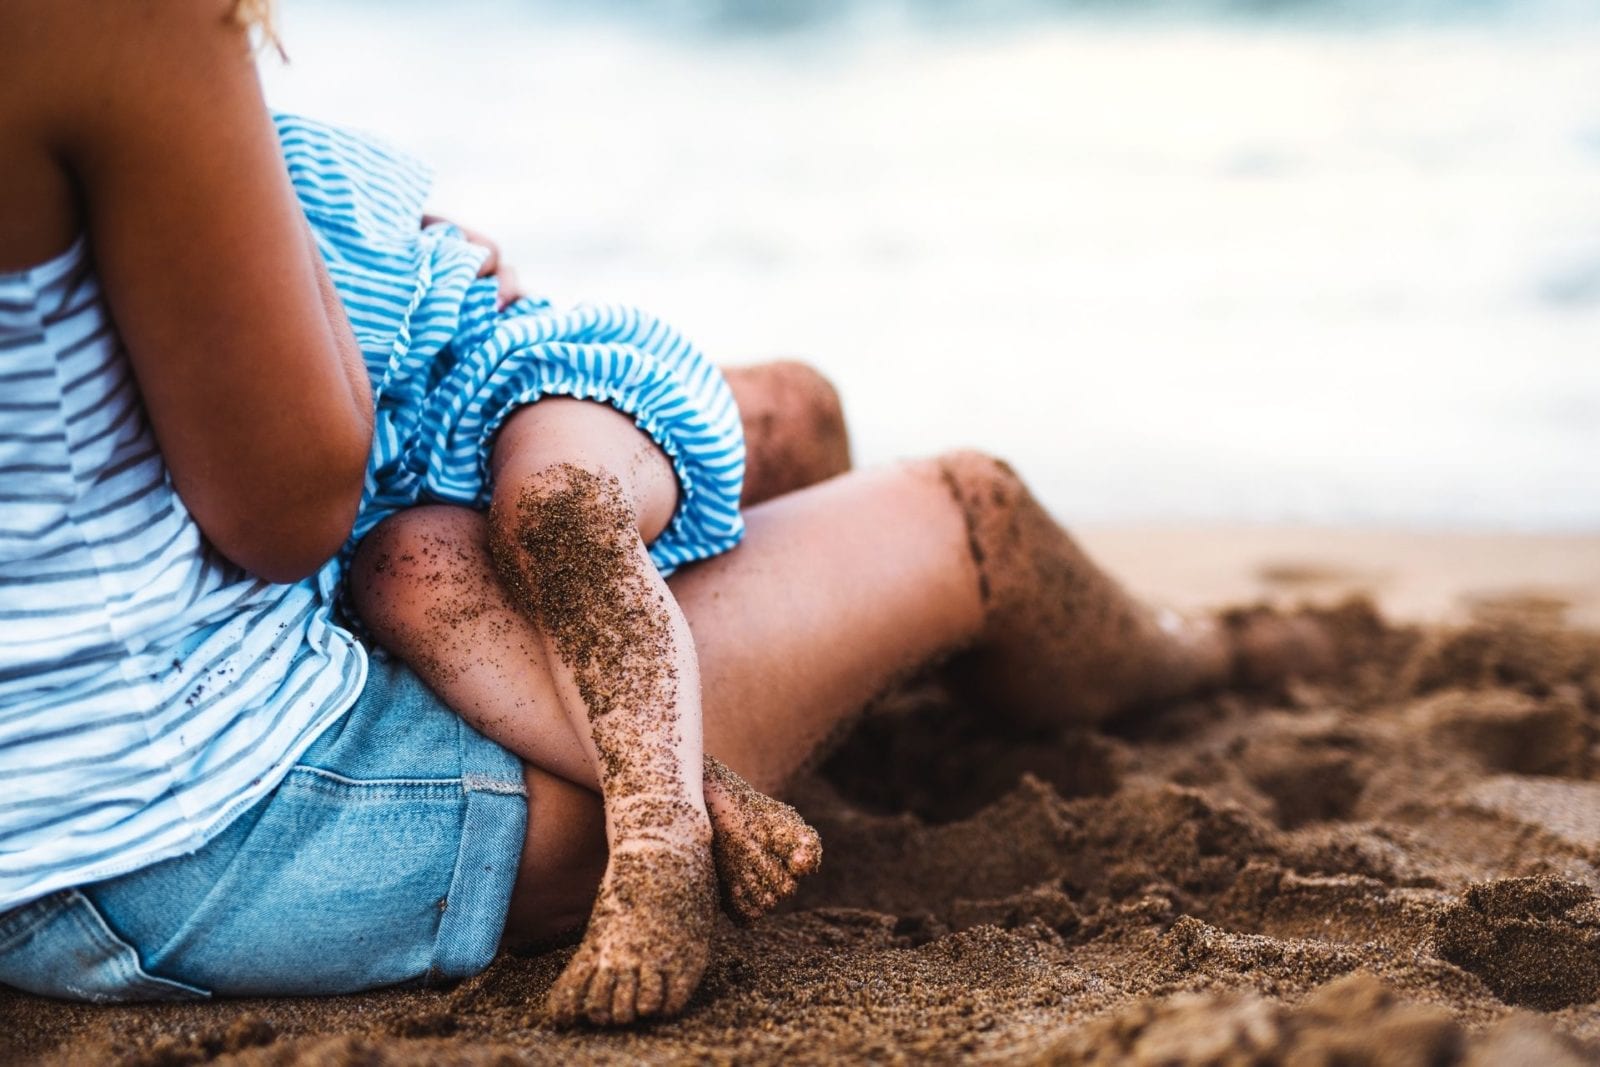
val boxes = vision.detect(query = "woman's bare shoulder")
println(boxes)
[0,2,88,268]
[1,0,376,582]
[0,0,243,270]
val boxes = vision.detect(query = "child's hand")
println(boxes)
[422,213,525,310]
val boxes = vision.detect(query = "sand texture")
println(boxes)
[6,534,1600,1065]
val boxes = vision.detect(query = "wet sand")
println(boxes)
[6,525,1599,1066]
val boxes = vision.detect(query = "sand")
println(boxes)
[5,526,1600,1066]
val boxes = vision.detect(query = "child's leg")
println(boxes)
[352,505,821,935]
[484,398,721,1023]
[355,397,813,1024]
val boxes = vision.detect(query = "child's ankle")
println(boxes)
[606,790,712,848]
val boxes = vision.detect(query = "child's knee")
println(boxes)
[351,506,489,644]
[488,463,642,583]
[493,407,678,541]
[486,463,674,684]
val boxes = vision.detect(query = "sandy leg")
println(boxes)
[937,453,1333,725]
[476,389,848,1024]
[483,449,717,1026]
[352,502,825,945]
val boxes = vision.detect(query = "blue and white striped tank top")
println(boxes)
[0,238,367,912]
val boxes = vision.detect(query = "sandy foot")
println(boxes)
[545,823,718,1028]
[546,762,820,1027]
[703,756,823,924]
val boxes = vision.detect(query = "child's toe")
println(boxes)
[784,832,822,876]
[750,871,791,906]
[665,969,698,1016]
[637,968,668,1016]
[731,883,770,923]
[546,963,591,1025]
[732,849,789,920]
[610,968,640,1025]
[587,968,624,1025]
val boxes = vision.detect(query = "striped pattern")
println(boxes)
[276,114,746,575]
[0,239,366,913]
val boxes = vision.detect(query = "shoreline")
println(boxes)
[1078,523,1600,627]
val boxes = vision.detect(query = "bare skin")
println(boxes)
[354,395,833,1025]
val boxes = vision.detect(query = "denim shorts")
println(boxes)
[0,657,528,1001]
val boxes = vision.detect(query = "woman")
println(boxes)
[0,0,1318,1025]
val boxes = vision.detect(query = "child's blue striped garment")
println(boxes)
[275,113,746,576]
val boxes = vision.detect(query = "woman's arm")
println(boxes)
[53,0,372,583]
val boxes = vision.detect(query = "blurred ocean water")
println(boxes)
[347,0,1597,33]
[265,1,1600,530]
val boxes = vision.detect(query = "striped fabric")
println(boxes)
[0,240,367,912]
[276,114,746,575]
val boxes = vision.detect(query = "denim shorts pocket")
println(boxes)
[0,889,210,1003]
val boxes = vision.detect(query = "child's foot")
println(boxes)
[546,810,717,1027]
[702,756,822,924]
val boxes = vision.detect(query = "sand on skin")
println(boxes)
[5,526,1600,1066]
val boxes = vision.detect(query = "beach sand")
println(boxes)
[5,525,1599,1066]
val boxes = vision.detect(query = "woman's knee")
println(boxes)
[922,449,1028,521]
[909,449,1039,605]
[730,360,852,503]
[349,505,489,645]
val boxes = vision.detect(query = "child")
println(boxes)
[278,113,820,1024]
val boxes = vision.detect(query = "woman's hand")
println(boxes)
[423,214,526,311]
